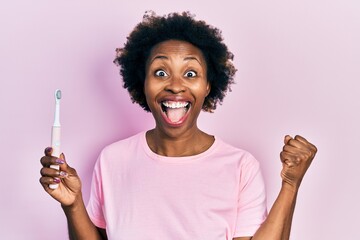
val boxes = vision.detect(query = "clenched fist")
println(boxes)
[280,135,317,190]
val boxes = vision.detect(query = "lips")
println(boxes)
[160,100,191,125]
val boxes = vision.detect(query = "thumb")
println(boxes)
[59,152,65,161]
[58,152,71,171]
[284,135,292,145]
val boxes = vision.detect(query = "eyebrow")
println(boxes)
[149,55,202,66]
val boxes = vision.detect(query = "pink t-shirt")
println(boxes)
[87,131,267,239]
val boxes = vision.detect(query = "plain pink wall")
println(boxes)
[1,0,359,239]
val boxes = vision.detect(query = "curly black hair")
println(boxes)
[114,11,236,112]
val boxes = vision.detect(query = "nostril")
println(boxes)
[165,80,186,93]
[165,88,186,94]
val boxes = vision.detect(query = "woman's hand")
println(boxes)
[39,147,82,207]
[280,135,317,191]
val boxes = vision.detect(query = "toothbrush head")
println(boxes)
[55,89,62,102]
[53,89,62,126]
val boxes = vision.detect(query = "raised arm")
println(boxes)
[234,135,317,240]
[39,148,106,240]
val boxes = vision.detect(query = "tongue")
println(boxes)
[167,107,186,123]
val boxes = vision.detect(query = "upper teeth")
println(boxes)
[162,101,189,109]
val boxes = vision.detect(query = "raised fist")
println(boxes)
[280,135,317,190]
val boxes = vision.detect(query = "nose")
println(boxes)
[164,75,186,94]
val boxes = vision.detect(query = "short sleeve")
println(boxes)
[86,155,106,229]
[233,154,268,237]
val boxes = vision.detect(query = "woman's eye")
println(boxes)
[184,70,197,78]
[155,70,168,77]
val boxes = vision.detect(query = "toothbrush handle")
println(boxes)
[50,126,61,189]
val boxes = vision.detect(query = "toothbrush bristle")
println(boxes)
[55,90,62,100]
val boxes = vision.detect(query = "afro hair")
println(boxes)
[114,11,236,112]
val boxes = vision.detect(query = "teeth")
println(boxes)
[162,101,189,109]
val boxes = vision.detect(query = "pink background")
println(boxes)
[1,0,359,239]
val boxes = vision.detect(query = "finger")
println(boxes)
[39,176,61,192]
[282,161,297,168]
[44,147,53,157]
[280,151,301,166]
[39,176,61,186]
[40,166,68,178]
[294,135,318,153]
[58,152,71,172]
[40,156,65,167]
[284,135,292,145]
[40,156,55,167]
[283,144,308,154]
[286,138,308,150]
[57,153,77,177]
[40,166,58,177]
[294,135,308,144]
[283,160,294,167]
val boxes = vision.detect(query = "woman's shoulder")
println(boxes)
[214,137,259,165]
[100,131,145,157]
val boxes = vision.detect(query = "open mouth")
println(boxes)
[161,100,191,124]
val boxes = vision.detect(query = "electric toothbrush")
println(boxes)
[49,89,62,189]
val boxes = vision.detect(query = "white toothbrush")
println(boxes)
[49,89,62,189]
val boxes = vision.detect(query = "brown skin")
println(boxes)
[39,40,317,240]
[144,40,213,156]
[234,135,317,240]
[39,148,106,239]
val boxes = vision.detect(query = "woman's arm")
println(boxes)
[234,135,317,240]
[62,195,105,240]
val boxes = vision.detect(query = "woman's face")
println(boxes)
[144,40,210,136]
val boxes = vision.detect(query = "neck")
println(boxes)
[146,128,214,157]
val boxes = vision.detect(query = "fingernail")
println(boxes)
[59,171,68,177]
[55,158,65,164]
[53,177,61,183]
[45,147,52,153]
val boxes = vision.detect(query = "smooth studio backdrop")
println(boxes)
[1,0,359,239]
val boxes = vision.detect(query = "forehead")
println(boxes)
[147,40,206,63]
